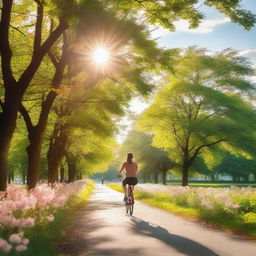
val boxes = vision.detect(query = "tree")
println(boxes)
[214,153,256,182]
[46,76,127,183]
[139,47,256,186]
[0,0,76,190]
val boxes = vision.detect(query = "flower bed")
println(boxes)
[0,180,91,254]
[108,183,256,238]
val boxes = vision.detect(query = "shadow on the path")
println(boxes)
[58,200,125,256]
[87,248,142,256]
[130,217,220,256]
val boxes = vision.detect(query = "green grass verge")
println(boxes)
[6,181,94,256]
[107,184,256,239]
[107,184,198,219]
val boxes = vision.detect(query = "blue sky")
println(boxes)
[153,0,256,64]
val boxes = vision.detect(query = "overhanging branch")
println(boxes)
[191,138,227,163]
[19,104,33,131]
[18,18,68,93]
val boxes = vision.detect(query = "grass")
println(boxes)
[107,184,256,239]
[6,181,94,256]
[107,184,198,219]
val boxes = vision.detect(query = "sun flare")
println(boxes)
[91,46,110,66]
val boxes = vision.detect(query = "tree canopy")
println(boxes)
[0,0,256,190]
[138,47,256,186]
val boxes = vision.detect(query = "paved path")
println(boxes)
[60,185,256,256]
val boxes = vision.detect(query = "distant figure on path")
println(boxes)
[118,152,138,201]
[100,178,104,186]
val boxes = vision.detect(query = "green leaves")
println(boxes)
[138,47,256,179]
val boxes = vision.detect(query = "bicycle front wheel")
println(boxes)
[125,202,133,216]
[129,204,134,216]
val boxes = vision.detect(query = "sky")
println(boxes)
[116,0,256,144]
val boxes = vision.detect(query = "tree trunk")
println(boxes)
[60,166,65,182]
[26,129,43,190]
[8,171,11,184]
[162,169,167,185]
[66,154,76,183]
[68,164,76,183]
[47,124,67,184]
[48,160,60,184]
[210,172,216,182]
[0,90,21,191]
[182,162,189,186]
[23,91,58,189]
[154,173,158,184]
[244,175,249,183]
[22,169,26,185]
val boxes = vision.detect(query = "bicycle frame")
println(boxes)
[125,184,134,215]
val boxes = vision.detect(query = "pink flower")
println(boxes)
[21,238,29,246]
[9,233,22,244]
[0,239,12,253]
[46,215,55,222]
[18,217,35,228]
[15,244,27,252]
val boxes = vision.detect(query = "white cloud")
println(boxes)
[237,49,256,56]
[151,17,230,38]
[174,17,230,34]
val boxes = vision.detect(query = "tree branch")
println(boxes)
[33,1,43,53]
[190,138,226,163]
[10,24,25,35]
[48,51,59,69]
[193,98,205,119]
[199,110,222,123]
[19,104,33,131]
[172,124,184,152]
[18,18,68,93]
[0,0,16,86]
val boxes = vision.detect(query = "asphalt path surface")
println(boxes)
[60,184,256,256]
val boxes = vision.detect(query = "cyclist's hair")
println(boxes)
[127,152,133,163]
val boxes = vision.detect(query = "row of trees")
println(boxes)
[1,0,255,190]
[119,47,256,186]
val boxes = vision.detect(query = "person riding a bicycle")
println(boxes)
[118,152,138,201]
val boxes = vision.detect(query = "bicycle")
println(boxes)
[125,184,135,216]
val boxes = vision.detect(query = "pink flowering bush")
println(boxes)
[0,180,88,254]
[136,184,256,218]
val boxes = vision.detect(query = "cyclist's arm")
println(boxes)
[118,162,125,174]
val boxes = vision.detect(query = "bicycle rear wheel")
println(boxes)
[125,203,129,214]
[129,203,134,216]
[125,201,133,216]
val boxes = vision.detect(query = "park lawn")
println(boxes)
[108,184,256,239]
[9,181,94,256]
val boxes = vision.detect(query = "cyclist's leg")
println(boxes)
[122,178,128,200]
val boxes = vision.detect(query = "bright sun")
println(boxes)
[92,47,110,66]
